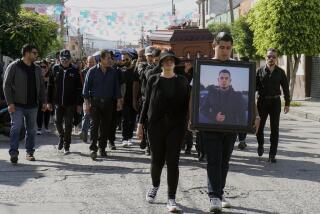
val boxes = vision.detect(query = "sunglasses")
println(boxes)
[267,55,276,59]
[40,65,47,69]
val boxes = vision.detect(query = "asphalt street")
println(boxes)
[0,113,319,214]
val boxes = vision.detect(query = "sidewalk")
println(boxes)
[289,99,320,122]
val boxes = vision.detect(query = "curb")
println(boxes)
[290,108,320,122]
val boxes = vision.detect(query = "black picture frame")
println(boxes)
[191,59,256,133]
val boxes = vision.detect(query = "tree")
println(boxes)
[1,9,59,58]
[248,0,320,98]
[0,0,23,60]
[207,22,232,37]
[232,15,260,60]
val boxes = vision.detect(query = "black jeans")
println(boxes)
[238,133,247,142]
[90,98,114,152]
[256,97,281,157]
[148,118,185,199]
[121,105,137,140]
[107,102,117,143]
[202,131,236,199]
[37,105,50,129]
[55,105,75,149]
[183,129,193,149]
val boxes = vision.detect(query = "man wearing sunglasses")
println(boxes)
[3,44,46,164]
[47,49,82,155]
[256,48,290,163]
[119,52,139,148]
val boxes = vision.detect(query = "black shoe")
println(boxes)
[258,145,264,157]
[58,138,64,151]
[185,147,192,155]
[268,156,277,163]
[140,139,147,149]
[108,141,116,150]
[80,132,88,143]
[64,148,70,155]
[238,141,247,150]
[198,153,206,162]
[10,154,18,164]
[90,151,97,160]
[99,149,107,157]
[145,147,150,156]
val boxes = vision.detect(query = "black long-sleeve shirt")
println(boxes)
[256,65,290,106]
[139,74,190,126]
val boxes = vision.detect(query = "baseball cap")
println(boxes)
[145,46,154,56]
[60,49,71,60]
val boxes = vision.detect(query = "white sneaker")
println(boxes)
[146,186,159,203]
[44,128,51,133]
[127,139,133,146]
[222,196,231,208]
[167,199,181,212]
[121,140,128,147]
[209,197,222,213]
[36,130,42,135]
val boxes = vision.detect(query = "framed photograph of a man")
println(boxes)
[191,59,256,133]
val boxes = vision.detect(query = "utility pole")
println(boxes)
[202,0,205,28]
[228,0,234,23]
[172,0,176,16]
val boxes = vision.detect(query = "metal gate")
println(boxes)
[311,57,320,98]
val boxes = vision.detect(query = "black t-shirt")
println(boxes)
[16,61,37,108]
[123,67,139,105]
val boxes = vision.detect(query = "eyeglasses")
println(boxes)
[267,55,276,59]
[40,65,47,69]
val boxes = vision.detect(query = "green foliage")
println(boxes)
[231,15,261,60]
[248,0,320,56]
[207,22,232,37]
[1,9,59,58]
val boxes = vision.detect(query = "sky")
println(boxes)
[64,0,198,47]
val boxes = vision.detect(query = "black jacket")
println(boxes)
[48,64,82,106]
[139,73,190,126]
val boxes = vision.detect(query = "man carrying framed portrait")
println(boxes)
[190,32,260,213]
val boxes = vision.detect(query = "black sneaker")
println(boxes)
[99,149,107,157]
[10,154,18,164]
[58,138,64,151]
[145,147,150,156]
[185,146,192,155]
[146,186,159,203]
[268,155,277,163]
[90,151,97,160]
[108,141,116,150]
[80,132,88,143]
[140,139,147,149]
[258,145,264,157]
[238,141,247,150]
[64,148,70,155]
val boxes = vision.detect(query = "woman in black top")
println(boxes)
[136,50,189,212]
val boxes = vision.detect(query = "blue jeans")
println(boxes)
[81,112,90,134]
[9,107,37,156]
